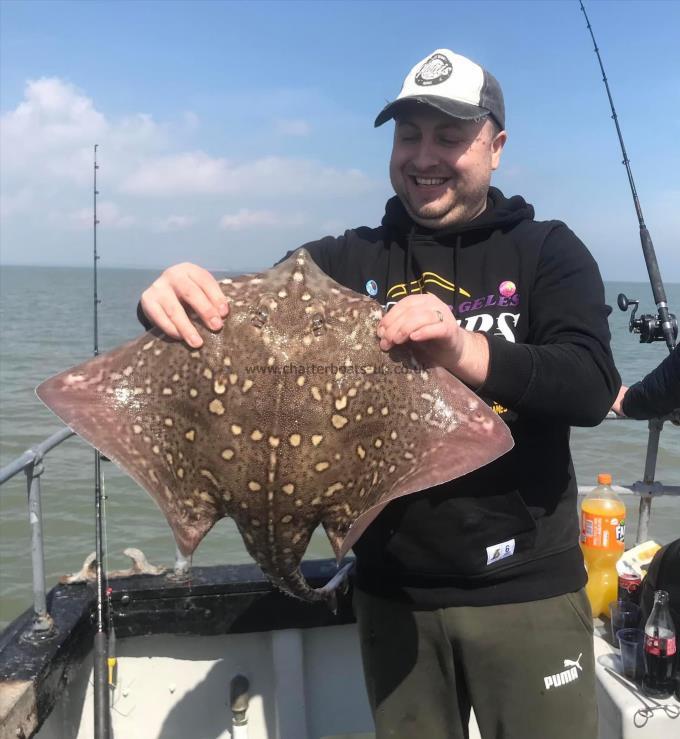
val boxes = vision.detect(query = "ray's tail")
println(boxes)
[274,561,355,611]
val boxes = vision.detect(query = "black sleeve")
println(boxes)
[279,234,349,277]
[137,300,154,331]
[622,344,680,419]
[481,224,620,426]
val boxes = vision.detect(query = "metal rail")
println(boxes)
[578,468,680,546]
[0,427,75,639]
[598,413,679,543]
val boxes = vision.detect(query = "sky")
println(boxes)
[0,0,678,280]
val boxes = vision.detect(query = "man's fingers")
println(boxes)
[379,295,447,335]
[188,266,230,317]
[172,275,225,331]
[380,314,426,349]
[145,309,182,341]
[162,297,203,348]
[180,266,229,321]
[142,284,198,343]
[380,307,449,349]
[379,294,420,331]
[389,314,422,345]
[141,289,205,348]
[140,263,228,345]
[140,292,182,340]
[408,323,447,342]
[377,301,413,342]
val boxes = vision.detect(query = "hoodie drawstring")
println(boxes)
[405,227,416,294]
[453,235,461,314]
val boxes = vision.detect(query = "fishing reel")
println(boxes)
[617,293,678,344]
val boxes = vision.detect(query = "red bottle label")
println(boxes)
[644,634,677,657]
[618,574,641,593]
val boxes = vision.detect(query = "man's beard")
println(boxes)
[400,186,486,228]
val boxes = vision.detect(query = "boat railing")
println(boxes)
[0,427,75,640]
[586,413,680,544]
[0,415,678,642]
[0,427,195,642]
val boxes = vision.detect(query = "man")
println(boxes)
[612,344,680,420]
[139,49,619,738]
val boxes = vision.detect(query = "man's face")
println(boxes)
[389,105,507,229]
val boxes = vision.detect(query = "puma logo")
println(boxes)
[563,653,583,671]
[543,653,583,690]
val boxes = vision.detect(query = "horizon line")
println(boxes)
[1,262,677,286]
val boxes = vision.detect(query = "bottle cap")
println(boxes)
[597,473,612,485]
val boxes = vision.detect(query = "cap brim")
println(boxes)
[374,96,491,128]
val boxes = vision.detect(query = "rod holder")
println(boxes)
[22,458,57,642]
[230,673,250,726]
[169,546,192,582]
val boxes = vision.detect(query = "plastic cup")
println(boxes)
[616,628,645,682]
[609,600,641,645]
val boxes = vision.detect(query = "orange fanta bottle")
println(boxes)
[580,473,626,618]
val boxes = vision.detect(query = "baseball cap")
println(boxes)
[374,49,505,130]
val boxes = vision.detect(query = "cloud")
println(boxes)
[1,77,108,186]
[121,153,373,198]
[0,77,167,191]
[0,76,381,268]
[151,215,195,233]
[274,118,311,136]
[225,157,372,198]
[219,209,305,230]
[2,77,107,152]
[122,152,230,196]
[1,78,375,205]
[64,201,136,230]
[0,188,33,219]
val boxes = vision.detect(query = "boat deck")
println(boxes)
[1,560,678,739]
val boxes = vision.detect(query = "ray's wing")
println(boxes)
[330,360,513,559]
[278,337,514,562]
[36,332,231,555]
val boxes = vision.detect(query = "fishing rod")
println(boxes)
[579,0,676,352]
[92,144,112,738]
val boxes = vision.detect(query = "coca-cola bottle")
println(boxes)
[642,590,677,699]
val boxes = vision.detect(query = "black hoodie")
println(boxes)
[622,344,680,419]
[297,187,620,607]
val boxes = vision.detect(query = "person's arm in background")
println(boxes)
[613,344,680,419]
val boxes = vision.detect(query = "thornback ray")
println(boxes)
[36,249,514,603]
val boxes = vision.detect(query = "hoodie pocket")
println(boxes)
[388,491,539,579]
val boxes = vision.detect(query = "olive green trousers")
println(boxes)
[353,587,598,739]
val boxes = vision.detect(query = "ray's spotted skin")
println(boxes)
[36,249,513,603]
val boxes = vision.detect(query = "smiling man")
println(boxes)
[139,49,619,738]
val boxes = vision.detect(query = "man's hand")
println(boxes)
[611,384,629,417]
[140,263,229,348]
[377,294,489,388]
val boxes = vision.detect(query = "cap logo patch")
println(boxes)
[415,53,452,87]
